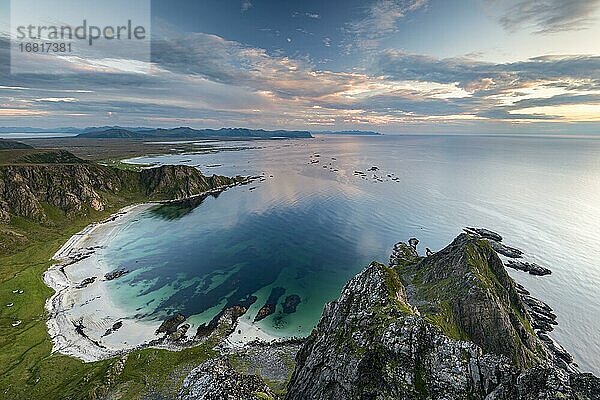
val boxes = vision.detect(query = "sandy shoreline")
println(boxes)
[44,199,283,362]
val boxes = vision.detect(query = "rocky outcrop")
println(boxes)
[506,260,552,276]
[177,358,276,400]
[0,159,248,223]
[139,164,246,201]
[282,295,301,314]
[104,268,129,281]
[396,234,545,368]
[254,287,286,322]
[156,313,186,335]
[0,163,123,222]
[286,233,600,399]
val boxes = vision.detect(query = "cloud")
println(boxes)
[375,50,600,91]
[241,1,253,12]
[374,50,600,120]
[292,11,321,19]
[346,0,428,50]
[498,0,600,33]
[2,31,600,130]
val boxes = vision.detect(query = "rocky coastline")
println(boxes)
[43,220,600,397]
[285,228,600,399]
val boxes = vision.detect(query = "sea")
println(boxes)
[98,134,600,374]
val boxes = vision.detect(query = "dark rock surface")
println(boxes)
[254,287,286,322]
[286,233,600,399]
[408,237,419,250]
[507,260,552,276]
[76,277,96,289]
[489,240,524,258]
[282,295,301,314]
[104,269,129,281]
[195,305,250,338]
[156,313,186,335]
[177,358,276,400]
[464,226,503,241]
[102,321,123,337]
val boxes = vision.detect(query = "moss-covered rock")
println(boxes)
[395,233,545,368]
[286,233,600,400]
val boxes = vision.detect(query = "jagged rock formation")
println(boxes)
[393,234,545,368]
[286,233,600,399]
[0,159,247,223]
[178,358,276,400]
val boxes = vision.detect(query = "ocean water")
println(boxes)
[102,134,600,374]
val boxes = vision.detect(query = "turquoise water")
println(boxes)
[104,134,600,374]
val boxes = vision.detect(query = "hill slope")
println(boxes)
[0,139,34,149]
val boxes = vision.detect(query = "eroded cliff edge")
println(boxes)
[0,158,247,224]
[286,233,600,399]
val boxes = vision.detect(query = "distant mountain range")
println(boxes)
[0,126,383,138]
[0,126,313,139]
[77,127,313,139]
[312,130,382,136]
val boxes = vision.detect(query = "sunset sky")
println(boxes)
[1,0,600,133]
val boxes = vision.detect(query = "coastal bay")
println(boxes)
[2,134,600,399]
[119,134,600,375]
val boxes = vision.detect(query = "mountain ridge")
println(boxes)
[78,127,313,139]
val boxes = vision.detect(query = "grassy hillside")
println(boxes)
[0,152,245,399]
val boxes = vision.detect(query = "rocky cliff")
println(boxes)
[286,233,600,399]
[139,165,242,200]
[0,162,247,223]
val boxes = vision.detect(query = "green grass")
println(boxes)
[0,149,86,165]
[0,193,222,399]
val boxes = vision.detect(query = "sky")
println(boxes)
[0,0,600,133]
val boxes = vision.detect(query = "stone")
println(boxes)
[104,269,129,281]
[155,313,186,335]
[282,295,301,314]
[178,358,275,400]
[506,260,552,276]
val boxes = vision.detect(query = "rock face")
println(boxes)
[507,260,552,276]
[0,160,247,223]
[177,358,276,400]
[286,233,600,399]
[156,313,186,335]
[139,164,245,201]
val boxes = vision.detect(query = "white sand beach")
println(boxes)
[44,202,280,362]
